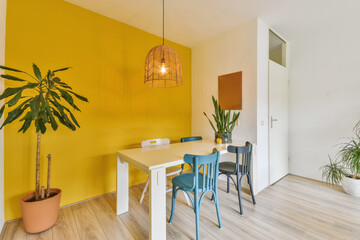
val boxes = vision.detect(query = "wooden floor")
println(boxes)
[1,174,360,240]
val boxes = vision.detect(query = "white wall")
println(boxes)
[192,19,270,193]
[0,0,6,231]
[289,26,360,181]
[192,19,258,143]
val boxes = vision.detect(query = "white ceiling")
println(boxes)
[65,0,360,47]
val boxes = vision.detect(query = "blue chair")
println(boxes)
[180,136,202,142]
[169,149,222,240]
[180,136,203,174]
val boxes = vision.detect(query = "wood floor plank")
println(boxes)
[104,193,148,240]
[70,201,107,240]
[1,221,27,240]
[90,196,135,240]
[52,207,80,240]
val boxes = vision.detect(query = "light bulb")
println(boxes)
[161,62,166,74]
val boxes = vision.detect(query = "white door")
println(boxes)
[269,60,289,185]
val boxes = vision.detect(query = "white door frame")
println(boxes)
[268,29,289,185]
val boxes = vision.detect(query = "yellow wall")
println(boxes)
[4,0,191,220]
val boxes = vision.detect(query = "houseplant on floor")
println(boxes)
[321,121,360,197]
[203,95,240,143]
[0,64,88,233]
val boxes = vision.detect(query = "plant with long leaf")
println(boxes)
[0,64,88,201]
[203,95,240,134]
[321,121,360,185]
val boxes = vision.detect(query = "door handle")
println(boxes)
[271,116,278,128]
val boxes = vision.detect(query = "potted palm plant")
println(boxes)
[203,95,240,143]
[321,122,360,197]
[0,64,88,233]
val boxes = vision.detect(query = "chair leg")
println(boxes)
[237,176,244,215]
[183,191,191,206]
[194,192,200,240]
[247,174,256,205]
[226,175,230,193]
[169,186,176,223]
[140,177,149,204]
[214,191,223,228]
[236,172,239,191]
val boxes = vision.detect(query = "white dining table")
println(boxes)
[116,139,245,240]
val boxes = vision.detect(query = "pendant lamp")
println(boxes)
[144,0,182,88]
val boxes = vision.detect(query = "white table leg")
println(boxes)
[149,167,166,240]
[117,154,129,215]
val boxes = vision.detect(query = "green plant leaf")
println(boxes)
[57,82,72,90]
[68,91,88,102]
[321,156,345,185]
[1,103,29,129]
[220,109,225,131]
[45,104,58,130]
[51,108,69,128]
[29,96,41,120]
[53,67,70,73]
[225,110,230,132]
[212,96,219,120]
[52,77,61,83]
[7,91,23,107]
[212,114,220,129]
[203,112,217,132]
[61,112,75,130]
[0,87,23,100]
[65,108,80,128]
[1,74,27,82]
[51,105,76,131]
[18,111,33,133]
[32,63,42,81]
[50,98,64,113]
[35,118,46,134]
[0,65,24,73]
[56,88,80,111]
[0,82,39,100]
[0,105,4,119]
[50,91,60,100]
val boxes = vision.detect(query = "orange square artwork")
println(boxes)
[218,71,242,110]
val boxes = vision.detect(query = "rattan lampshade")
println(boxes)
[144,45,182,88]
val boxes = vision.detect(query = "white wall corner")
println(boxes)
[256,18,270,192]
[0,0,6,231]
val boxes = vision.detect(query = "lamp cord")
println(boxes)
[162,0,164,45]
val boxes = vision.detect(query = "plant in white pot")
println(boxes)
[321,122,360,197]
[0,64,88,233]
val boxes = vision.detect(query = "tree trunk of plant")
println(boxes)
[35,131,41,201]
[46,154,51,198]
[41,186,45,200]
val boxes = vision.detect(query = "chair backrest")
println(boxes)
[180,136,202,142]
[141,138,170,148]
[184,148,220,192]
[227,142,253,174]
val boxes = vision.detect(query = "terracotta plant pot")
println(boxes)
[20,188,61,233]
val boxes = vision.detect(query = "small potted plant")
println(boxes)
[203,95,240,143]
[321,122,360,197]
[0,64,88,233]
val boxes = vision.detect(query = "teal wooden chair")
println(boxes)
[169,149,222,240]
[180,136,203,174]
